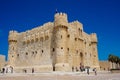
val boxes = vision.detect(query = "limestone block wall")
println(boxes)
[0,55,5,69]
[99,61,111,71]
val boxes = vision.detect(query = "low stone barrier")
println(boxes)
[110,69,120,73]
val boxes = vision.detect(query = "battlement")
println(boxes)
[90,33,98,43]
[9,30,18,34]
[8,30,18,43]
[54,12,68,27]
[55,12,67,18]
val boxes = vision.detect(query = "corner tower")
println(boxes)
[53,13,70,71]
[8,30,18,66]
[90,33,100,70]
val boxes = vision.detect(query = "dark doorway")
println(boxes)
[53,66,55,71]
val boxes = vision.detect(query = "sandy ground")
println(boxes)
[0,72,120,80]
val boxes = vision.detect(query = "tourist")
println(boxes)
[2,68,5,74]
[94,68,97,75]
[32,68,34,73]
[24,69,27,73]
[10,66,13,73]
[79,64,82,72]
[87,68,89,75]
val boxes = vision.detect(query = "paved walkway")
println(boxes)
[0,72,120,80]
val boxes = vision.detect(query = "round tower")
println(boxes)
[90,33,100,70]
[53,12,70,71]
[8,30,18,66]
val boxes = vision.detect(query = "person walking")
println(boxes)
[32,68,34,73]
[94,68,97,75]
[2,68,5,74]
[87,68,89,75]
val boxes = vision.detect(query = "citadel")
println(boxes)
[7,12,100,73]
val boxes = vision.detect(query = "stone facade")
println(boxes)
[0,55,5,70]
[8,12,100,73]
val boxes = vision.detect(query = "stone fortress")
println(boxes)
[8,12,100,73]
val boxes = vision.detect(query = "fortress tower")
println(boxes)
[90,33,100,70]
[53,13,70,71]
[8,30,18,66]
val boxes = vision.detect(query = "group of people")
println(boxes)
[72,63,97,75]
[87,68,97,75]
[72,64,85,72]
[1,66,13,74]
[23,68,34,73]
[1,65,97,75]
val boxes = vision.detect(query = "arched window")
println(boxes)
[32,51,34,54]
[26,52,28,55]
[67,48,69,51]
[75,38,77,41]
[53,48,55,52]
[17,54,19,57]
[61,35,62,39]
[67,34,70,38]
[80,52,83,57]
[35,51,37,54]
[80,29,82,36]
[78,28,82,36]
[42,50,44,53]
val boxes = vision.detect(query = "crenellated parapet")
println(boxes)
[54,12,68,27]
[8,30,18,43]
[90,33,98,43]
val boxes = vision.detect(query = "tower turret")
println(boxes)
[8,30,18,66]
[90,33,98,43]
[54,12,68,27]
[53,12,70,71]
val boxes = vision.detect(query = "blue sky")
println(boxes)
[0,0,120,60]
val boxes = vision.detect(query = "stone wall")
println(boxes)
[99,61,110,71]
[99,61,115,71]
[0,55,5,70]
